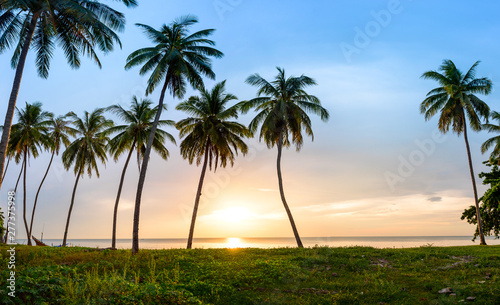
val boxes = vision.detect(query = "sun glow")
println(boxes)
[226,237,243,248]
[212,206,253,223]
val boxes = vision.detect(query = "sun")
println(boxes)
[226,237,243,248]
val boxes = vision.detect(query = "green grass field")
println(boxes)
[0,244,498,304]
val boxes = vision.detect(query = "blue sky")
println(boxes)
[2,0,500,241]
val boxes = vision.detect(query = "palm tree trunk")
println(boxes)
[14,159,24,193]
[63,169,82,247]
[22,149,32,246]
[132,80,169,255]
[277,134,303,248]
[1,158,10,184]
[187,144,210,249]
[0,14,39,191]
[462,117,487,245]
[112,141,136,249]
[29,151,55,241]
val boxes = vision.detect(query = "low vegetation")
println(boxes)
[0,245,498,304]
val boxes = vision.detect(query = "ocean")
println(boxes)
[20,236,500,249]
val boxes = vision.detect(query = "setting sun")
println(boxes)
[226,237,243,248]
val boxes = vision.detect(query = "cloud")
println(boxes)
[258,188,277,192]
[427,196,442,202]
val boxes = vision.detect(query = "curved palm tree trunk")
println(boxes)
[0,14,38,191]
[29,151,55,241]
[187,145,210,249]
[462,117,487,245]
[22,149,32,245]
[112,141,136,249]
[132,80,169,255]
[1,158,10,184]
[63,169,82,247]
[14,159,24,193]
[277,134,303,248]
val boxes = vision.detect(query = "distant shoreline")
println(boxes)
[16,236,500,249]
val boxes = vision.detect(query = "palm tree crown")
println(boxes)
[241,67,330,149]
[420,60,492,133]
[125,15,224,97]
[0,0,135,77]
[9,102,52,161]
[176,80,250,170]
[62,108,113,177]
[46,115,77,155]
[106,96,176,169]
[481,111,500,163]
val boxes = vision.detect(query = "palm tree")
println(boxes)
[9,102,52,245]
[29,115,76,241]
[125,15,223,254]
[420,59,492,245]
[176,81,250,249]
[240,67,330,248]
[481,111,500,163]
[106,96,176,249]
[0,0,137,190]
[61,109,113,247]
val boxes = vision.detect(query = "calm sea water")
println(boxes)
[20,236,500,249]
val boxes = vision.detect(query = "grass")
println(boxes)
[0,244,499,304]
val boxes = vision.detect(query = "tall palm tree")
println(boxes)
[106,96,175,249]
[0,0,137,190]
[240,67,330,248]
[125,15,223,254]
[61,108,113,247]
[481,111,500,163]
[9,102,52,245]
[29,115,76,240]
[176,81,250,249]
[420,59,492,245]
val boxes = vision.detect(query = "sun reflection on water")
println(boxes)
[226,237,243,249]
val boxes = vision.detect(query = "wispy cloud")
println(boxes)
[258,188,277,192]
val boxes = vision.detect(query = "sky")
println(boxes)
[2,0,500,241]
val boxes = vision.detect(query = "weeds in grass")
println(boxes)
[0,245,498,304]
